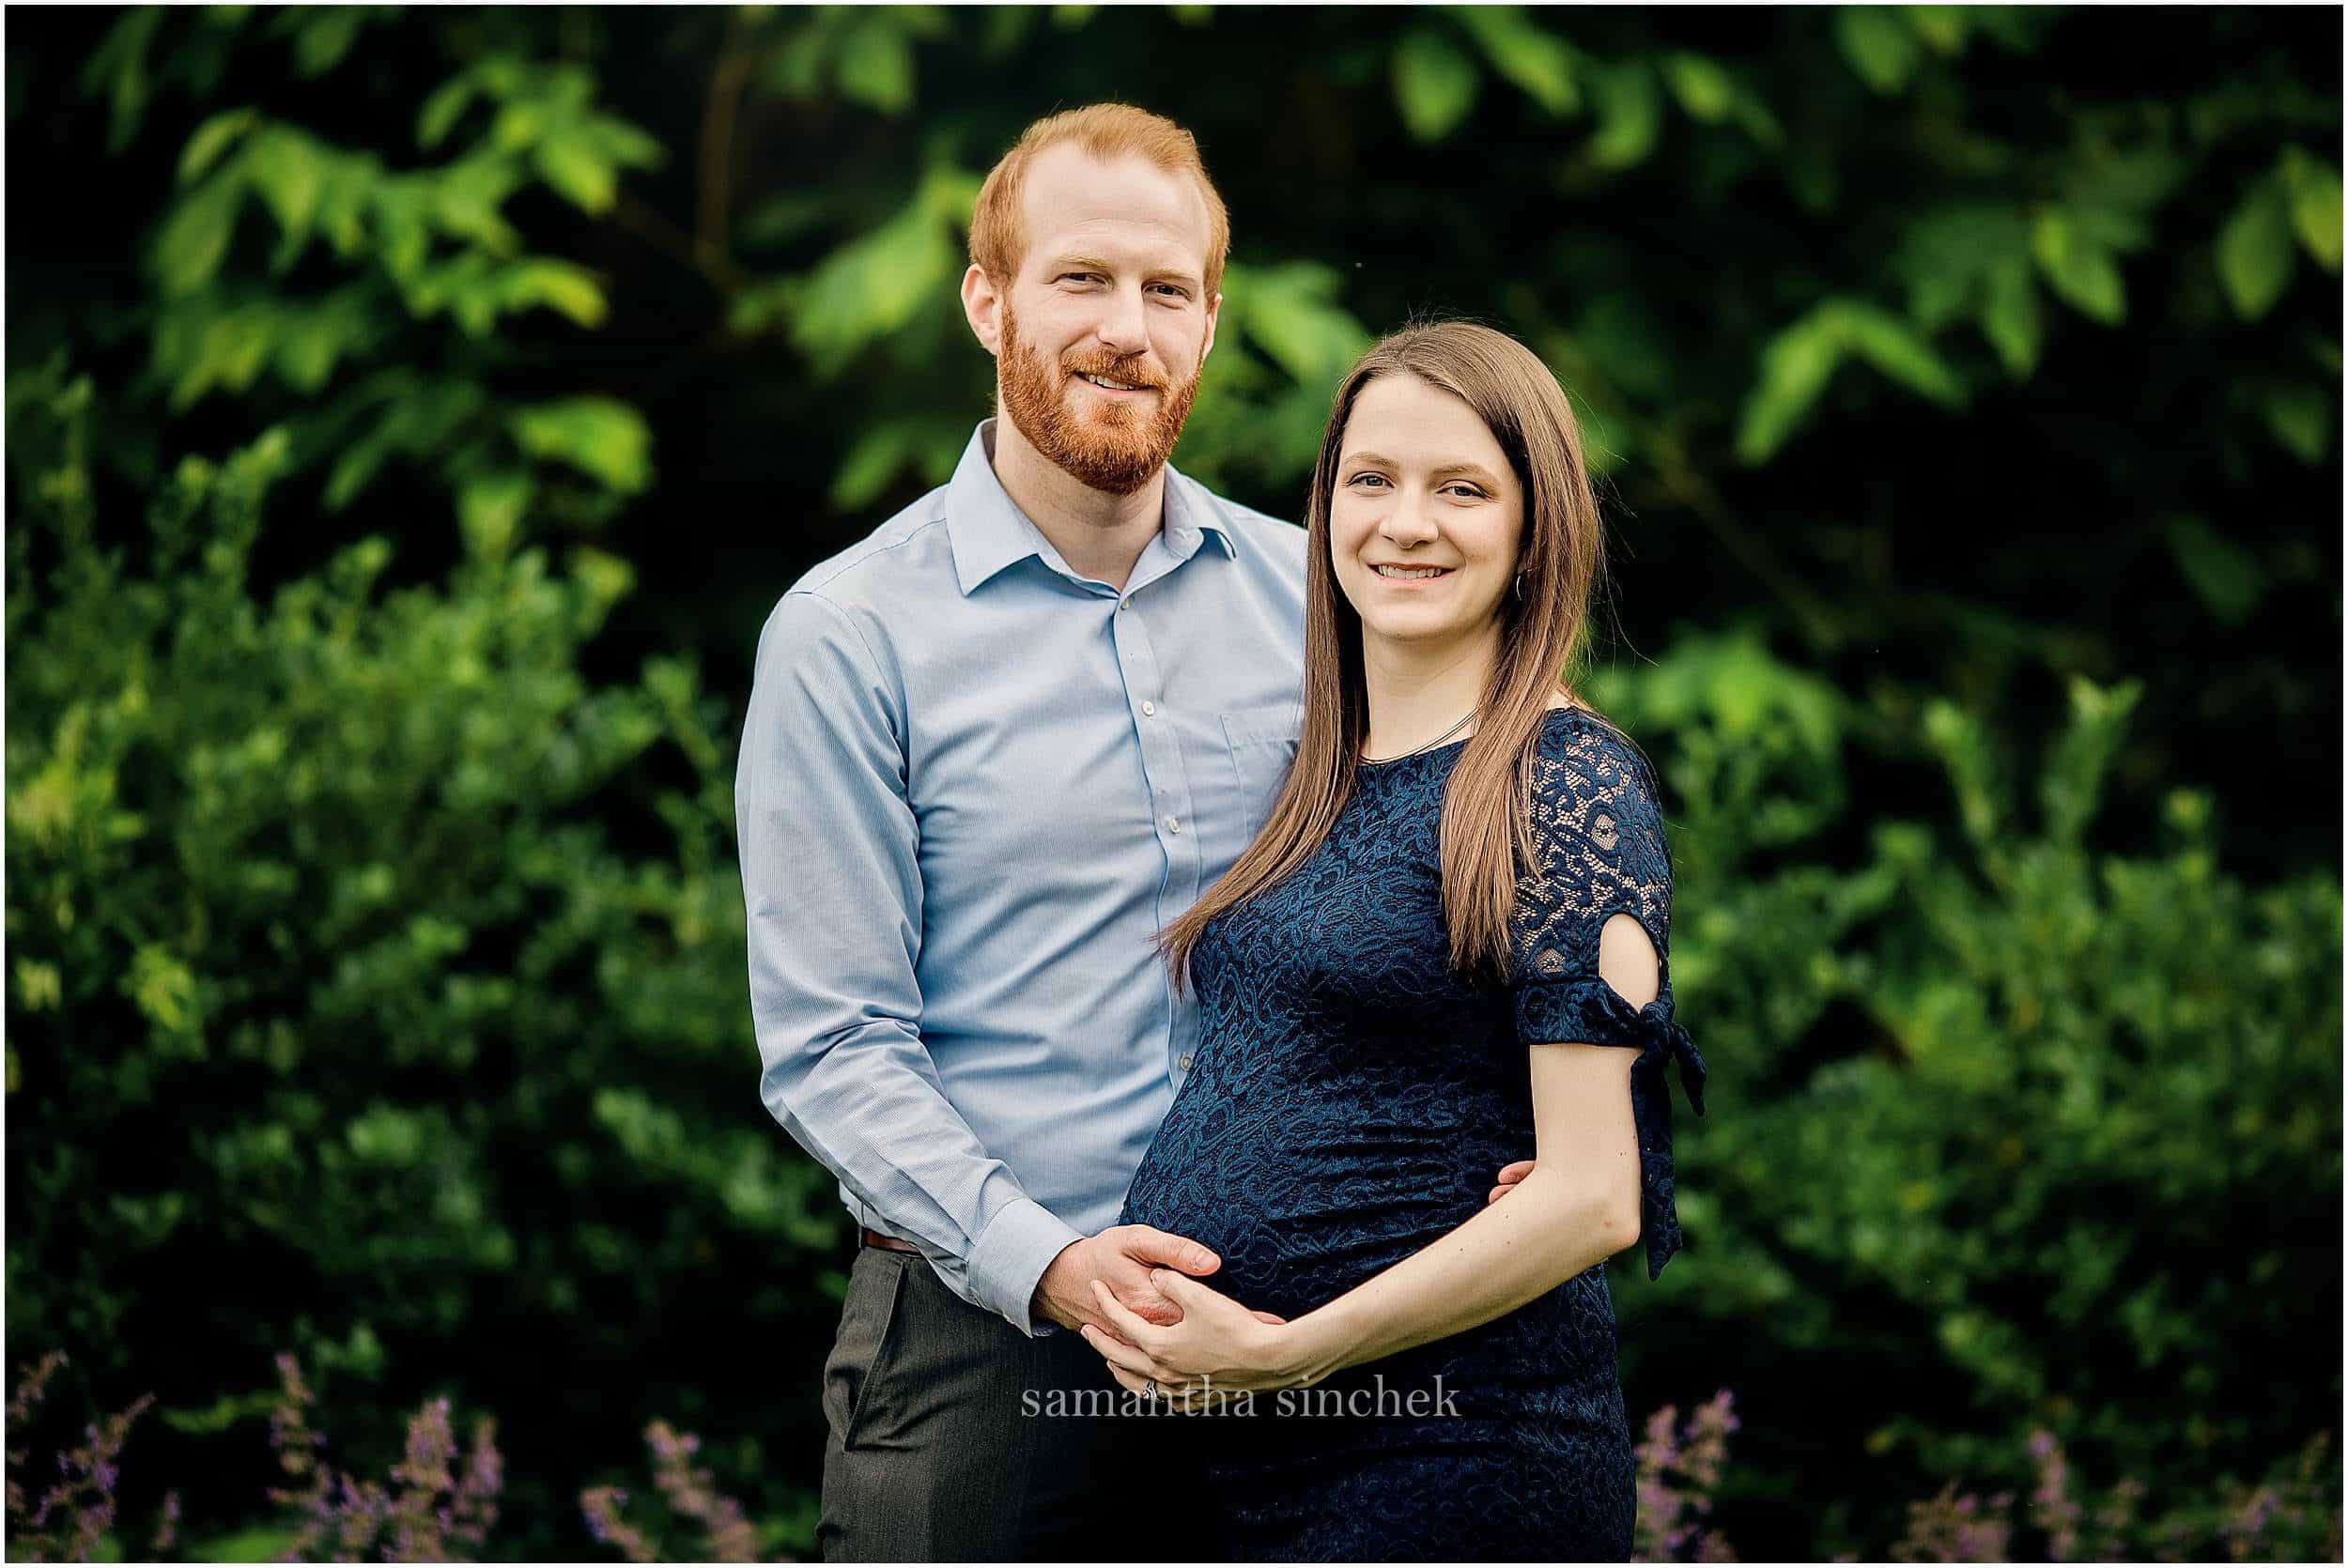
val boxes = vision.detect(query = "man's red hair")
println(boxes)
[968,104,1230,297]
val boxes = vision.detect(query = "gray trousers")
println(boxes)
[819,1242,1210,1561]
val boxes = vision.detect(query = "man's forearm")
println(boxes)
[1285,1167,1634,1383]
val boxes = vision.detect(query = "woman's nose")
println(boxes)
[1379,497,1440,546]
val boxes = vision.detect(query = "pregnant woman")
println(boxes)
[1089,321,1709,1561]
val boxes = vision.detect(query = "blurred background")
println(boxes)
[5,5,2340,1560]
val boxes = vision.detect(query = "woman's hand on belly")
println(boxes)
[1080,1271,1323,1406]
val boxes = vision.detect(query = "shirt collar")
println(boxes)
[945,420,1238,597]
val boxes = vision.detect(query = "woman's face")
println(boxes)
[1328,372,1525,656]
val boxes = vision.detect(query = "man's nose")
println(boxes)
[1093,285,1151,358]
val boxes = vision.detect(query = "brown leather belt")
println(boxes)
[861,1227,919,1254]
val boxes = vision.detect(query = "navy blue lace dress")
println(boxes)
[1117,704,1708,1562]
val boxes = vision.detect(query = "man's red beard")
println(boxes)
[996,303,1202,497]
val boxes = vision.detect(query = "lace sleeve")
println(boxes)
[1510,715,1707,1282]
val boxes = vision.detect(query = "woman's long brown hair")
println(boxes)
[1160,320,1613,992]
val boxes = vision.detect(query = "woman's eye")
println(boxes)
[1348,473,1389,489]
[1443,484,1486,500]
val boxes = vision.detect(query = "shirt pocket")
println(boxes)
[1219,705,1301,843]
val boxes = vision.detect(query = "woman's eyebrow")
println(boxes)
[1340,453,1502,484]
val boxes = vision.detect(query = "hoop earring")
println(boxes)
[1513,573,1526,604]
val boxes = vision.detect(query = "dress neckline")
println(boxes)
[1355,701,1591,772]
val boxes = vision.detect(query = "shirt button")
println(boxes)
[1116,601,1129,613]
[1178,1054,1194,1071]
[1141,700,1156,717]
[1165,816,1182,835]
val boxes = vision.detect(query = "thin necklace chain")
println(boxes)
[1361,707,1477,765]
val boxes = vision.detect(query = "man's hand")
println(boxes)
[1487,1159,1537,1206]
[1032,1224,1285,1334]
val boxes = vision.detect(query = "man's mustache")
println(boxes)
[1059,352,1170,392]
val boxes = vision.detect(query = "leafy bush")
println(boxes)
[3,366,828,1557]
[1590,638,2342,1551]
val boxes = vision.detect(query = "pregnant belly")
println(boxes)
[1120,1101,1487,1322]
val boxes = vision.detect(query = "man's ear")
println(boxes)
[1199,289,1223,363]
[961,263,1004,357]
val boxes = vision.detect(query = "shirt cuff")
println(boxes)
[967,1197,1087,1338]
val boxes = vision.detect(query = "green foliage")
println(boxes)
[78,8,659,532]
[1591,641,2341,1529]
[8,6,2339,1560]
[4,366,830,1556]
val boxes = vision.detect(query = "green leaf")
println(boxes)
[2030,208,2125,324]
[1661,53,1734,123]
[127,944,198,1035]
[501,258,607,328]
[80,8,162,153]
[1584,57,1661,170]
[831,423,917,512]
[508,396,653,494]
[158,1388,282,1436]
[285,7,366,76]
[433,153,525,254]
[178,107,257,186]
[1836,8,1921,94]
[2278,146,2342,272]
[1393,29,1480,143]
[835,15,916,114]
[584,114,666,173]
[566,545,637,617]
[533,132,616,215]
[2261,383,2332,464]
[457,470,535,560]
[244,127,324,248]
[153,176,245,299]
[184,1528,301,1563]
[1839,304,1966,406]
[1908,6,1970,54]
[786,181,962,377]
[2163,515,2262,624]
[1978,257,2043,377]
[1734,300,1961,463]
[1451,8,1578,115]
[1229,261,1371,387]
[416,75,476,150]
[1736,311,1843,464]
[2216,177,2294,320]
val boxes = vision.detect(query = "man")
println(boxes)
[736,105,1524,1560]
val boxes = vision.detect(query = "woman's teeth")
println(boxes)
[1374,564,1451,578]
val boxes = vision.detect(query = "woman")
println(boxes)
[1087,321,1709,1560]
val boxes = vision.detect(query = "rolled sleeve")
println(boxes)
[736,588,1075,1335]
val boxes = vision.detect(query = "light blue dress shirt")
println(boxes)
[736,420,1306,1335]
